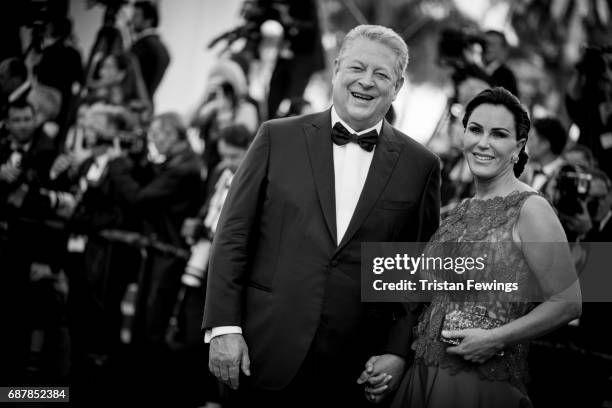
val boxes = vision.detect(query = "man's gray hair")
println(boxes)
[337,25,409,81]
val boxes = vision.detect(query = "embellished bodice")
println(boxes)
[412,191,538,392]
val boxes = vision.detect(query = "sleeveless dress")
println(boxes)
[391,191,539,408]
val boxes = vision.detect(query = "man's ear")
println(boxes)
[392,76,404,100]
[333,58,341,78]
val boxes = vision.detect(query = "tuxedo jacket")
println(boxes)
[130,34,170,99]
[203,109,440,389]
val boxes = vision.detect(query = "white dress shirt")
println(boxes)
[205,107,382,343]
[331,107,381,244]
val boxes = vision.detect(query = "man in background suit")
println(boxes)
[203,25,440,407]
[481,30,519,97]
[129,1,170,102]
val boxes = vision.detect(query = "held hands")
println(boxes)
[209,333,251,390]
[443,328,505,364]
[357,354,405,404]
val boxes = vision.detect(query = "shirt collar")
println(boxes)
[485,60,502,75]
[542,156,564,175]
[8,80,31,103]
[331,106,382,136]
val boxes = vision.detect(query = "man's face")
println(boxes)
[131,8,147,34]
[332,38,403,132]
[526,129,549,162]
[7,106,36,144]
[484,33,505,64]
[148,119,176,156]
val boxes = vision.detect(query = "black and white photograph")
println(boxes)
[0,0,611,407]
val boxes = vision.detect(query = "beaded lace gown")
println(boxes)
[391,191,539,408]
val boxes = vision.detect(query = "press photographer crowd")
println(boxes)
[0,0,611,407]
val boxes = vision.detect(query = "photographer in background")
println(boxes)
[479,30,519,97]
[525,116,568,192]
[129,1,170,103]
[62,103,143,378]
[266,0,325,119]
[32,17,84,135]
[0,99,57,218]
[108,112,203,346]
[0,98,60,383]
[566,44,612,180]
[545,162,593,242]
[438,28,519,98]
[190,59,258,176]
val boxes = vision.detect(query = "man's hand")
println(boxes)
[209,333,251,390]
[0,163,21,183]
[50,154,74,178]
[357,354,405,403]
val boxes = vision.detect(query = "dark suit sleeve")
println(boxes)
[202,122,270,329]
[385,157,441,357]
[109,157,189,207]
[416,157,441,243]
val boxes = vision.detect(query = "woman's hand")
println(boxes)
[443,328,504,363]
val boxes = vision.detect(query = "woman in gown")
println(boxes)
[366,87,582,407]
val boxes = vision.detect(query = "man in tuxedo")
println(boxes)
[525,116,567,192]
[0,99,56,215]
[203,25,440,407]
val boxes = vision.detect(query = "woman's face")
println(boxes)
[463,103,525,181]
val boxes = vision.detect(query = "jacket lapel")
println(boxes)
[335,120,402,253]
[303,109,337,244]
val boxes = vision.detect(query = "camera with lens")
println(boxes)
[207,0,294,56]
[552,164,593,216]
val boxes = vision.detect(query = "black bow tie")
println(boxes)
[331,122,378,152]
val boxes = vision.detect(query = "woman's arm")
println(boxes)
[445,194,582,363]
[495,194,582,343]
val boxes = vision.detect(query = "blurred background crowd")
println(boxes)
[0,0,610,407]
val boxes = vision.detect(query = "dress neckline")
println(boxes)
[468,190,534,203]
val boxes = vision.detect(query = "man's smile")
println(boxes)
[351,91,375,101]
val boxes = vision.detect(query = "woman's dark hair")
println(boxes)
[462,87,531,177]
